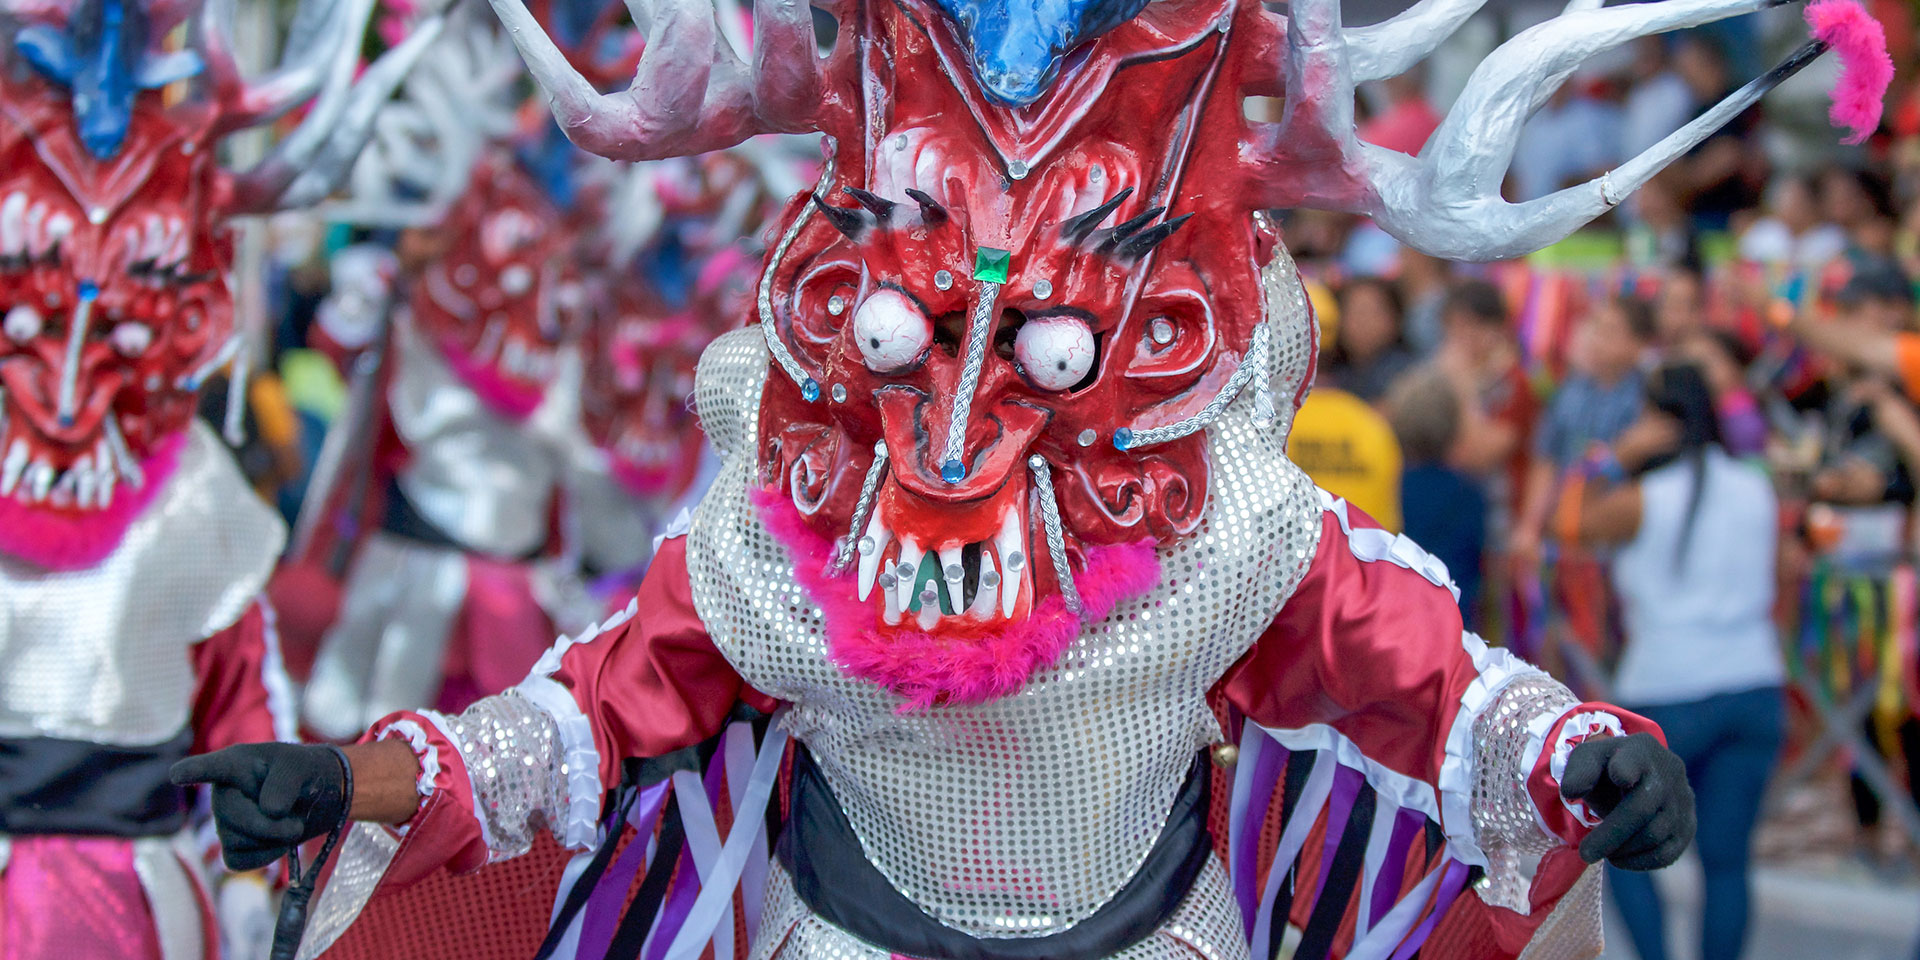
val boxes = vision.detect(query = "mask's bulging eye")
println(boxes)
[852,289,931,373]
[1014,315,1095,391]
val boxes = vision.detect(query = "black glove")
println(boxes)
[171,743,351,871]
[1559,732,1695,870]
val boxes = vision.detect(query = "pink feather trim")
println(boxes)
[437,336,547,421]
[753,489,1162,712]
[1807,0,1894,144]
[0,431,185,571]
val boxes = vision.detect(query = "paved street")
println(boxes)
[1598,856,1920,960]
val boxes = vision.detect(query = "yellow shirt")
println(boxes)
[1287,386,1404,532]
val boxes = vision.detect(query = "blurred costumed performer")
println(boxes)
[0,0,444,955]
[181,0,1891,959]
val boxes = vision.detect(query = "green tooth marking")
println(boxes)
[906,552,956,615]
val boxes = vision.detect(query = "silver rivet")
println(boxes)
[858,537,876,553]
[1077,429,1096,447]
[145,374,162,390]
[827,295,846,315]
[88,207,107,225]
[879,572,897,589]
[896,562,915,579]
[43,293,60,308]
[982,571,1000,588]
[1089,165,1103,182]
[945,564,963,581]
[1006,551,1025,571]
[1008,159,1029,180]
[1150,317,1175,345]
[831,382,848,403]
[894,134,909,151]
[1033,279,1052,300]
[1027,454,1045,469]
[181,142,195,154]
[933,270,953,291]
[920,586,938,603]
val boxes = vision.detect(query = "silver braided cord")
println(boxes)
[941,282,1003,479]
[1469,672,1579,913]
[441,692,569,862]
[1027,455,1081,614]
[830,441,890,574]
[1118,323,1272,449]
[759,157,837,396]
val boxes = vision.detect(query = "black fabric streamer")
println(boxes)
[1294,784,1378,960]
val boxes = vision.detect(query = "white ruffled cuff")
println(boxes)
[371,717,442,798]
[1539,710,1626,829]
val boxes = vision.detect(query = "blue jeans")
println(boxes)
[1607,686,1785,960]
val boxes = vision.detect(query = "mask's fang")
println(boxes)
[1028,455,1081,615]
[831,440,890,575]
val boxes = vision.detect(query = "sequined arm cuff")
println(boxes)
[1464,672,1580,914]
[426,694,571,863]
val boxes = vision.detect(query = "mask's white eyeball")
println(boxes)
[1014,316,1096,391]
[852,289,931,373]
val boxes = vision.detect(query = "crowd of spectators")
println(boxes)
[1279,6,1920,957]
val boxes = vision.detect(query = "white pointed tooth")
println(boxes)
[70,455,96,508]
[141,213,165,261]
[26,458,53,501]
[0,193,25,256]
[1,439,26,495]
[45,212,72,248]
[94,439,115,507]
[938,546,964,582]
[916,596,941,630]
[993,511,1024,618]
[895,540,924,611]
[968,552,999,618]
[856,510,892,602]
[882,568,903,625]
[104,418,143,489]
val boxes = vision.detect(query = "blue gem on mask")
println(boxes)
[927,0,1151,106]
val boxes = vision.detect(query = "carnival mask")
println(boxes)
[410,150,571,419]
[0,91,232,569]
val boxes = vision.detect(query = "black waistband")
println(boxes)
[777,747,1213,960]
[0,729,193,837]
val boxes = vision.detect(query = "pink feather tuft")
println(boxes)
[753,489,1162,712]
[0,431,185,571]
[436,336,547,421]
[1807,0,1894,144]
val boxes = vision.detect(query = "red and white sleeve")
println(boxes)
[190,599,300,752]
[360,534,779,884]
[1219,490,1661,914]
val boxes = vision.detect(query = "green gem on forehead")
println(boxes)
[973,246,1012,284]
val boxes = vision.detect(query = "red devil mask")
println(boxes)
[409,150,571,420]
[0,85,233,570]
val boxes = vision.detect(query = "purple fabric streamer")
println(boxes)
[581,783,671,957]
[1387,859,1469,960]
[642,844,701,960]
[1367,807,1424,934]
[1234,742,1287,935]
[1309,764,1365,907]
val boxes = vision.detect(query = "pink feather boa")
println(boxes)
[1807,0,1894,144]
[437,336,547,421]
[753,488,1162,712]
[0,431,184,571]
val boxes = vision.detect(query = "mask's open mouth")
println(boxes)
[753,468,1162,712]
[855,475,1032,630]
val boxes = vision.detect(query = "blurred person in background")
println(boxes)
[1511,295,1657,573]
[1740,174,1848,275]
[1324,276,1417,403]
[1290,281,1404,529]
[1789,263,1920,418]
[1622,35,1696,159]
[1358,70,1442,156]
[1565,362,1784,960]
[1512,81,1623,203]
[1823,167,1901,268]
[1398,246,1454,356]
[1625,168,1704,269]
[1670,37,1765,233]
[1389,369,1487,626]
[1432,279,1534,513]
[1656,262,1711,348]
[1680,327,1769,457]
